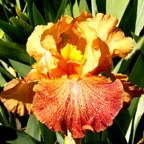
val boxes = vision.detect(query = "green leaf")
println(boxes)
[26,0,35,26]
[0,20,25,43]
[115,109,131,136]
[96,0,106,13]
[55,0,68,21]
[18,13,29,23]
[0,102,17,128]
[56,132,64,144]
[42,0,56,22]
[73,0,80,18]
[84,131,101,143]
[79,0,90,13]
[107,120,128,144]
[10,17,33,39]
[125,98,139,143]
[64,1,72,16]
[128,98,140,121]
[0,72,6,86]
[0,41,33,64]
[132,95,144,144]
[0,125,42,144]
[128,53,144,87]
[0,101,10,126]
[9,59,32,77]
[91,0,98,16]
[39,122,57,144]
[133,0,144,35]
[0,65,15,79]
[101,130,108,143]
[25,115,41,141]
[0,1,14,21]
[106,0,130,24]
[32,3,46,26]
[0,28,4,38]
[141,39,144,55]
[121,0,144,36]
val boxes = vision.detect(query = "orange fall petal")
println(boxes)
[33,76,123,138]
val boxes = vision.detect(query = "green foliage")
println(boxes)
[0,125,42,144]
[106,0,130,25]
[32,3,46,26]
[0,0,144,144]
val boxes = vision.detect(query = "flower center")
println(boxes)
[60,44,84,78]
[61,43,84,63]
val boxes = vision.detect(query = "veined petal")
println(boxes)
[33,76,123,138]
[0,78,35,116]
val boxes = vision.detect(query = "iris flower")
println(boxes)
[1,11,135,138]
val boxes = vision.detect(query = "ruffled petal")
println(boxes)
[26,11,134,77]
[40,16,74,53]
[27,24,53,61]
[0,78,35,116]
[111,73,144,106]
[87,13,118,42]
[27,25,60,75]
[107,29,134,58]
[33,76,123,138]
[86,13,134,58]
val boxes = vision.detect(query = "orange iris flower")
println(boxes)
[0,11,135,138]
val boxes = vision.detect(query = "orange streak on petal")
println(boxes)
[33,76,123,138]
